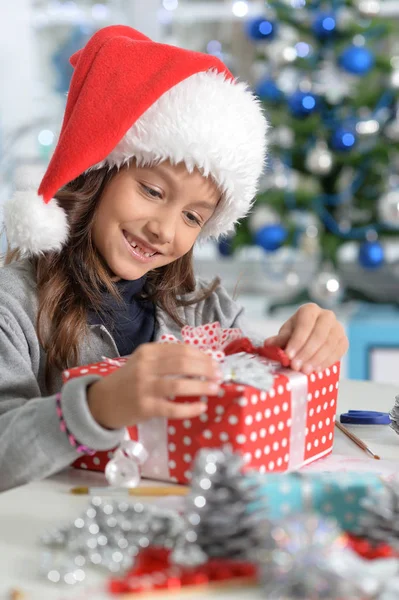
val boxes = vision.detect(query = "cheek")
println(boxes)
[172,223,201,257]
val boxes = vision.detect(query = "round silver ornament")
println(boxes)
[378,189,399,228]
[276,67,301,95]
[389,69,399,90]
[266,40,298,66]
[356,0,381,17]
[305,140,334,176]
[385,118,399,142]
[105,450,141,488]
[105,440,149,488]
[248,205,280,233]
[335,7,355,30]
[270,125,294,149]
[356,118,380,137]
[308,267,344,309]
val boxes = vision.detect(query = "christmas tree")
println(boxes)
[230,0,399,307]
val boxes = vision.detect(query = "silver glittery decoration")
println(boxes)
[355,478,399,550]
[105,440,149,488]
[172,448,270,566]
[253,513,390,599]
[390,395,399,435]
[221,353,276,392]
[40,498,185,585]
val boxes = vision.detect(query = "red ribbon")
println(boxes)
[224,338,291,367]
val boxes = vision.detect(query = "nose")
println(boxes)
[144,211,177,246]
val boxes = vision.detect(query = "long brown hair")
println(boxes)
[5,166,219,381]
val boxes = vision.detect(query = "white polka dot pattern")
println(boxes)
[66,355,340,483]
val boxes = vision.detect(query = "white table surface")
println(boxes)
[1,379,398,600]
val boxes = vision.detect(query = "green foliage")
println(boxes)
[243,0,399,265]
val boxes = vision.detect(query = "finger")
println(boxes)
[152,377,221,400]
[284,305,320,362]
[292,311,336,371]
[318,336,349,371]
[154,398,208,420]
[264,326,292,349]
[152,354,221,381]
[301,333,342,374]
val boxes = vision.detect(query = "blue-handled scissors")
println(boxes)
[340,410,391,425]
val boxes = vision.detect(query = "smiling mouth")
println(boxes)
[123,231,159,257]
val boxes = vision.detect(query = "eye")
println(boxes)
[141,184,162,199]
[184,211,202,227]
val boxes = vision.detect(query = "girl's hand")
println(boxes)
[87,343,222,430]
[264,303,348,375]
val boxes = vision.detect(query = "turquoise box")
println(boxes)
[251,472,384,533]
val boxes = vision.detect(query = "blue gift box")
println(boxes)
[347,303,399,381]
[249,472,384,533]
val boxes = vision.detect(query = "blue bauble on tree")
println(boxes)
[359,240,384,269]
[255,77,283,102]
[288,90,319,118]
[254,224,287,252]
[311,12,337,39]
[218,236,234,257]
[339,45,375,75]
[331,126,357,151]
[246,17,277,42]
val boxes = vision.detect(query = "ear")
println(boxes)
[3,190,69,257]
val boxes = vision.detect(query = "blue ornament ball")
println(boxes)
[331,126,357,152]
[359,240,384,269]
[339,45,375,75]
[255,77,283,102]
[311,12,337,39]
[246,17,277,42]
[218,236,234,257]
[254,224,287,252]
[288,90,319,118]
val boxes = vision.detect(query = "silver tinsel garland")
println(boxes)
[355,478,399,550]
[389,394,399,436]
[40,498,185,585]
[252,513,379,599]
[39,448,399,596]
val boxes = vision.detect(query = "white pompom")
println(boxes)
[3,189,69,256]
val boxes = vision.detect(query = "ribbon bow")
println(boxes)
[161,322,290,367]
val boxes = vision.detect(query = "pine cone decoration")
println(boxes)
[355,478,399,549]
[172,448,269,566]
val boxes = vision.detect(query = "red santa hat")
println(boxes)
[4,25,268,256]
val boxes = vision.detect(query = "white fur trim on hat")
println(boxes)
[3,190,69,257]
[93,70,268,239]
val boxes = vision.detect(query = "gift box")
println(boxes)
[250,471,384,534]
[62,323,340,484]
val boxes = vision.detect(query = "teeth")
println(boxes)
[125,234,156,257]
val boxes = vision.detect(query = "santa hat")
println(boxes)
[4,25,268,256]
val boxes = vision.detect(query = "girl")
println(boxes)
[0,25,347,492]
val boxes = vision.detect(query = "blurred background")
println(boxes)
[0,0,399,383]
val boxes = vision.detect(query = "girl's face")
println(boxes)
[92,161,220,280]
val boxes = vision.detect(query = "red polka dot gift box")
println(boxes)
[62,322,340,483]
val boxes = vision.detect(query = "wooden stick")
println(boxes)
[121,577,257,598]
[335,420,380,460]
[9,589,25,600]
[70,485,190,496]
